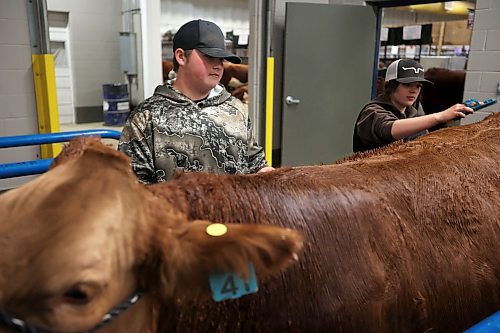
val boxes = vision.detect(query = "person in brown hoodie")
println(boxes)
[353,59,473,153]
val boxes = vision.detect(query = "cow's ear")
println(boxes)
[154,220,303,301]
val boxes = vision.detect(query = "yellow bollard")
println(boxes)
[32,54,61,158]
[265,57,274,166]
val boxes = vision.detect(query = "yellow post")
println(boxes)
[32,54,61,158]
[265,57,274,166]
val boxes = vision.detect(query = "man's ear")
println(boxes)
[174,48,186,66]
[153,220,303,302]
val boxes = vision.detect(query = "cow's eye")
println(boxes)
[63,285,90,304]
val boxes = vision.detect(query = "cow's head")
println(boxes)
[0,138,303,332]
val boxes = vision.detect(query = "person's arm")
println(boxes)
[391,103,474,140]
[118,110,156,184]
[356,104,398,146]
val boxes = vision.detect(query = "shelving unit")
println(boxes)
[378,23,470,70]
[230,34,249,64]
[379,24,433,62]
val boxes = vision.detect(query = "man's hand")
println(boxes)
[258,166,275,173]
[435,103,474,123]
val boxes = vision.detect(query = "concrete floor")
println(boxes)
[59,122,124,149]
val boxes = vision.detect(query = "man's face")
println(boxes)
[391,82,422,111]
[181,49,224,93]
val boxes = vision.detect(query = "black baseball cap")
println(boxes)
[173,19,241,64]
[385,59,433,85]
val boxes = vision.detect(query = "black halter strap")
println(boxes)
[0,290,145,333]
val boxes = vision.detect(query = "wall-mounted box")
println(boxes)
[119,32,137,75]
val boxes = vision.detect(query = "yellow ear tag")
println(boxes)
[206,223,228,237]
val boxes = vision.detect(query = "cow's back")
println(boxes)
[156,114,500,332]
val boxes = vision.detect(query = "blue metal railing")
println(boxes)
[0,129,121,179]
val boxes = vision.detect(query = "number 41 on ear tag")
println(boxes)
[209,262,258,302]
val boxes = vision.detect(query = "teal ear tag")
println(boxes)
[209,262,258,302]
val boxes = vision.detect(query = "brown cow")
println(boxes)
[2,114,499,332]
[220,62,248,88]
[162,59,174,82]
[420,67,466,131]
[230,83,249,103]
[150,113,500,332]
[0,138,302,332]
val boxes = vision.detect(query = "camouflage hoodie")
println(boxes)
[118,84,268,184]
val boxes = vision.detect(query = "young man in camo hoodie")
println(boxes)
[119,19,273,184]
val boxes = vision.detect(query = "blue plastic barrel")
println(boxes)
[102,83,130,126]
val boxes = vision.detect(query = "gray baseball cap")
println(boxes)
[385,59,433,84]
[173,19,241,64]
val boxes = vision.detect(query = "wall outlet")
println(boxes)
[497,82,500,94]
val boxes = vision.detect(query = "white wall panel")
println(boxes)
[140,0,162,98]
[0,1,26,19]
[0,45,32,70]
[160,0,249,35]
[0,70,36,95]
[0,19,31,45]
[0,0,39,190]
[47,0,123,107]
[0,94,35,119]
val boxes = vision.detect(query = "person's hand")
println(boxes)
[435,103,474,123]
[258,166,275,173]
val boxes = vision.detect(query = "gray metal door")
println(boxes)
[282,3,377,166]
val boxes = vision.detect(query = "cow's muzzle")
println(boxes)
[0,289,144,333]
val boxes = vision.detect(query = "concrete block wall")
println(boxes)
[462,0,500,124]
[47,0,124,123]
[0,0,40,190]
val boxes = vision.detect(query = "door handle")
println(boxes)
[286,96,301,105]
